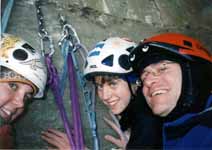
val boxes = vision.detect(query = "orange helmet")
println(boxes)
[129,33,212,72]
[129,33,212,118]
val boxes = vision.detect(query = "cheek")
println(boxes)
[97,90,103,99]
[170,69,182,100]
[119,86,131,99]
[97,91,107,104]
[172,63,182,99]
[121,93,131,105]
[142,86,148,98]
[119,89,131,107]
[172,77,182,101]
[142,86,152,106]
[0,89,12,107]
[12,108,24,121]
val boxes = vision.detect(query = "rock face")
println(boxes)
[2,0,212,149]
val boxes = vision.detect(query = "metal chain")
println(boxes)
[35,0,55,56]
[35,1,77,148]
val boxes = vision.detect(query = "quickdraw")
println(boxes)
[35,0,78,149]
[58,15,99,150]
[1,0,14,33]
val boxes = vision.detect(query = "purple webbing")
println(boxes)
[67,53,85,149]
[45,54,75,149]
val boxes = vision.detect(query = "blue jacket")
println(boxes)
[163,95,212,149]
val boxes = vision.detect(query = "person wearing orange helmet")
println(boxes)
[0,33,47,148]
[129,33,212,148]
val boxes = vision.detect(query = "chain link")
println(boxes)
[35,0,55,56]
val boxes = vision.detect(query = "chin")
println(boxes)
[111,109,121,115]
[152,108,169,117]
[151,106,163,116]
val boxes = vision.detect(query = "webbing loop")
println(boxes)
[58,14,99,150]
[35,1,76,149]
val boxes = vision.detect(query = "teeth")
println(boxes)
[108,101,117,107]
[2,108,11,116]
[151,90,167,97]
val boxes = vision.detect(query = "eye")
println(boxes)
[108,80,118,88]
[140,71,148,82]
[158,63,168,73]
[9,82,18,91]
[95,83,103,91]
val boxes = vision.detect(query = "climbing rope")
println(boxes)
[35,0,76,149]
[35,1,99,149]
[1,0,14,33]
[58,15,99,150]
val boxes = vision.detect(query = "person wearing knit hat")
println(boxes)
[0,33,47,148]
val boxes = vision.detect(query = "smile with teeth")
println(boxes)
[107,101,118,107]
[151,89,168,97]
[0,107,12,120]
[2,108,12,116]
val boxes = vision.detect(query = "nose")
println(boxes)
[12,92,25,108]
[142,72,159,87]
[101,86,112,102]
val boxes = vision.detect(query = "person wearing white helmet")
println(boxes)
[41,37,162,149]
[0,33,47,148]
[41,37,137,149]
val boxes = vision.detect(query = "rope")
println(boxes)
[58,15,99,150]
[67,52,84,149]
[59,38,85,149]
[35,1,98,148]
[45,54,75,148]
[35,1,76,149]
[1,0,14,33]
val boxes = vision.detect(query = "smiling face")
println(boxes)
[0,82,33,123]
[94,75,131,115]
[140,60,182,117]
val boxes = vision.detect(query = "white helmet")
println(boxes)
[0,33,47,98]
[84,37,136,79]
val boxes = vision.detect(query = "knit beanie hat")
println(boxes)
[0,66,37,96]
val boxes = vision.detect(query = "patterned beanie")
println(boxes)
[0,66,37,96]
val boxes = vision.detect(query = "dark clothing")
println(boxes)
[119,90,163,149]
[127,112,162,150]
[163,95,212,149]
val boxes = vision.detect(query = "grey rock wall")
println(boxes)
[3,0,212,149]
